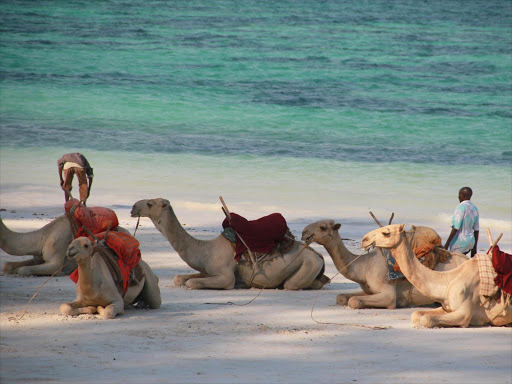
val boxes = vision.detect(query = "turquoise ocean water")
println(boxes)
[0,1,511,248]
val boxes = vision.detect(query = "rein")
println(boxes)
[8,265,64,322]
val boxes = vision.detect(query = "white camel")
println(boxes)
[302,220,468,309]
[362,224,512,327]
[130,198,328,290]
[61,237,161,319]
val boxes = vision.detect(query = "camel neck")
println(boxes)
[77,258,95,296]
[153,208,205,271]
[323,234,365,281]
[390,233,451,303]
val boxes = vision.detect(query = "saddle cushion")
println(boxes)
[65,199,119,238]
[492,245,512,295]
[222,212,288,260]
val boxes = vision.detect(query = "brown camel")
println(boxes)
[302,220,468,309]
[130,198,328,290]
[61,237,161,319]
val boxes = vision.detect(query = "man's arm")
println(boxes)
[58,164,65,188]
[444,227,458,249]
[471,230,479,257]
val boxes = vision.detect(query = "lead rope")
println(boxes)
[133,216,141,237]
[8,265,64,322]
[309,251,390,330]
[205,236,318,306]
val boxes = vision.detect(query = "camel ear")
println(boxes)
[411,224,417,231]
[399,224,405,232]
[333,223,341,231]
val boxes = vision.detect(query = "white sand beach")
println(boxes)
[1,203,511,384]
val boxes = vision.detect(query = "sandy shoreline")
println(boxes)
[1,205,511,384]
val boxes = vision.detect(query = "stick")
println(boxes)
[388,213,394,225]
[486,228,493,248]
[488,233,503,255]
[219,196,231,222]
[219,196,256,265]
[369,211,383,227]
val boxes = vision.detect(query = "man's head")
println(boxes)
[458,187,473,202]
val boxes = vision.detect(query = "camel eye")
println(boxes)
[383,231,391,237]
[84,244,89,248]
[147,202,153,208]
[320,226,327,231]
[161,203,168,208]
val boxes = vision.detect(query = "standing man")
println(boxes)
[57,153,94,205]
[444,187,479,257]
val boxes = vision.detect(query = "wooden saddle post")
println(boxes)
[219,196,256,265]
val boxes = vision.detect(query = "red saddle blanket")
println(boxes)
[492,245,512,295]
[65,199,119,238]
[70,231,141,293]
[222,212,288,260]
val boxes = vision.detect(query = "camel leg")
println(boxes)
[17,260,64,277]
[2,257,41,274]
[76,306,98,315]
[411,307,447,326]
[347,287,397,309]
[139,260,161,309]
[185,272,235,290]
[336,291,368,306]
[60,300,92,316]
[97,299,124,319]
[174,273,205,287]
[417,303,473,328]
[282,255,324,290]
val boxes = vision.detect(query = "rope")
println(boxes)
[133,216,141,237]
[308,234,391,330]
[8,265,64,321]
[205,237,318,306]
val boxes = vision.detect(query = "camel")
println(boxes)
[0,215,76,276]
[61,237,161,319]
[0,215,130,276]
[130,198,328,290]
[301,220,468,309]
[362,224,512,327]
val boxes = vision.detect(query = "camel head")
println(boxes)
[361,224,405,251]
[131,198,171,220]
[67,237,95,262]
[301,219,341,245]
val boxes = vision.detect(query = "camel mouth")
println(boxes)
[66,248,78,259]
[130,208,138,217]
[301,234,313,243]
[362,240,375,251]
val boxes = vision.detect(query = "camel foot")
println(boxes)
[2,262,18,274]
[411,311,423,326]
[97,305,117,319]
[336,294,349,306]
[347,297,363,309]
[60,303,75,316]
[185,279,202,289]
[419,315,436,328]
[173,275,188,287]
[309,279,326,290]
